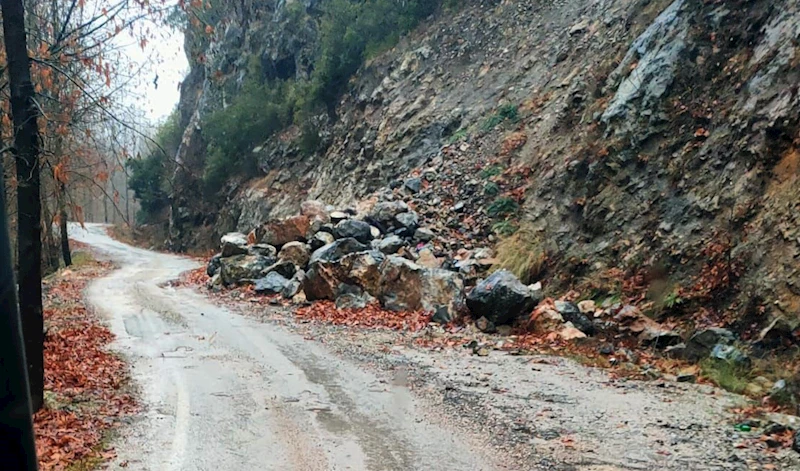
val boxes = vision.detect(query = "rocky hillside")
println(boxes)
[162,0,799,348]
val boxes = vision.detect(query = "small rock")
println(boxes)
[395,211,420,230]
[710,344,750,367]
[452,201,465,212]
[599,344,614,355]
[376,235,405,254]
[577,300,596,314]
[474,347,491,357]
[677,372,697,383]
[555,300,596,335]
[335,289,375,310]
[329,211,350,223]
[684,327,735,361]
[414,227,436,242]
[259,215,311,247]
[369,201,409,225]
[404,177,422,194]
[764,422,787,435]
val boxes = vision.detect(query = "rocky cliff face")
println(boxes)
[170,0,800,334]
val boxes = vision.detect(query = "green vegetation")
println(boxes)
[127,109,183,224]
[195,0,443,193]
[481,104,519,132]
[446,128,469,145]
[487,196,519,218]
[700,359,750,394]
[483,181,500,196]
[480,164,504,179]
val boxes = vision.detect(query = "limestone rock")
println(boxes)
[377,256,464,323]
[220,232,249,257]
[259,215,311,247]
[254,272,290,295]
[279,241,311,267]
[220,254,278,285]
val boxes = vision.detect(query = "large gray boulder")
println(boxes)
[310,238,368,264]
[377,256,464,323]
[333,219,373,244]
[220,254,278,285]
[220,232,249,257]
[466,270,541,325]
[254,272,290,295]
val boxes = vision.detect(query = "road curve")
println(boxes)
[70,224,500,471]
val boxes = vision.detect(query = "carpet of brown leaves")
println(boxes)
[296,301,432,331]
[36,257,136,470]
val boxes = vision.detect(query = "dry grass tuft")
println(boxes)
[493,226,548,284]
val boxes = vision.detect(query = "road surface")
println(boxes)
[70,224,500,471]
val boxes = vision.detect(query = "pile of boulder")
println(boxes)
[206,199,524,323]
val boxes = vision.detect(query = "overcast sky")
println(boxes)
[124,24,188,123]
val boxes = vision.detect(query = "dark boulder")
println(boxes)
[333,219,373,244]
[310,238,368,264]
[466,270,540,326]
[207,254,222,277]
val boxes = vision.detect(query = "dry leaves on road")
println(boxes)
[296,301,432,331]
[35,255,136,470]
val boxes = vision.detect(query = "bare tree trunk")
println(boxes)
[2,0,45,412]
[58,182,71,266]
